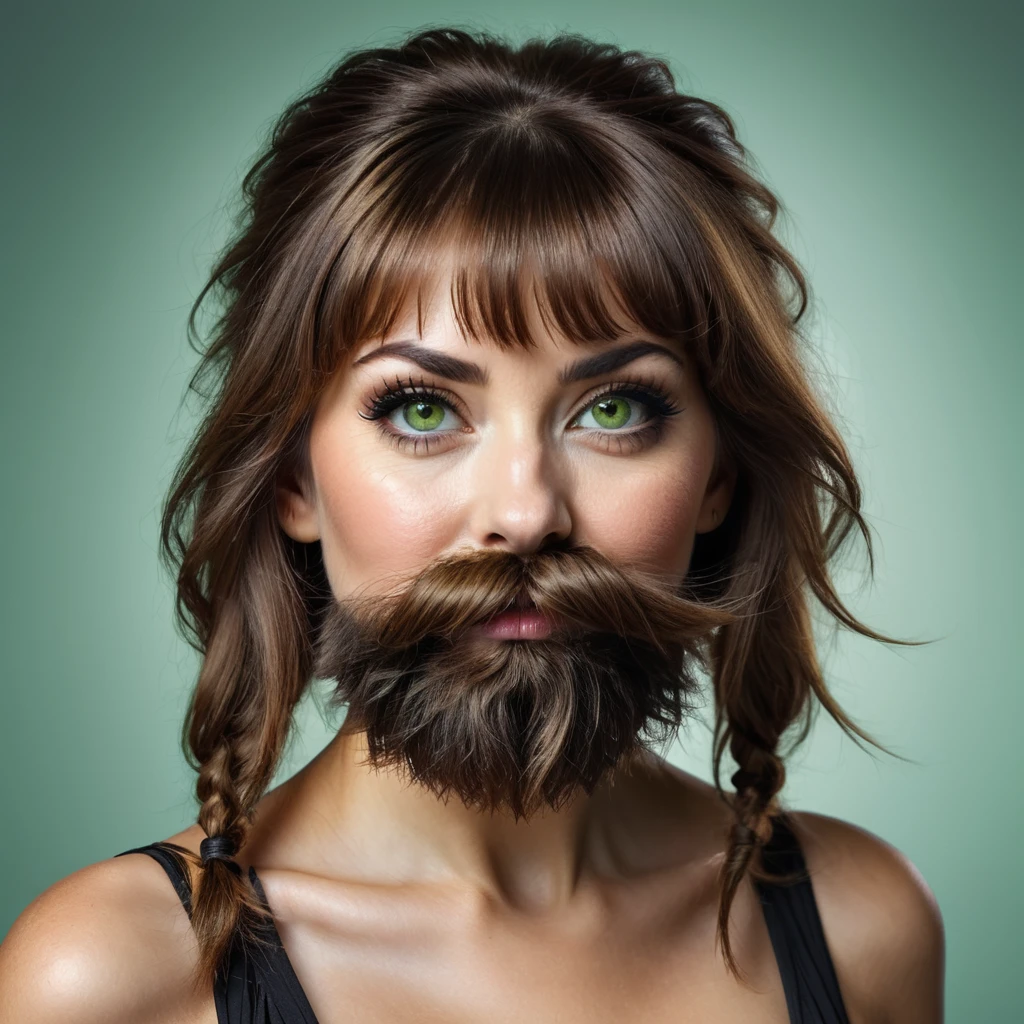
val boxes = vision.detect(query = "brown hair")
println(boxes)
[161,25,898,993]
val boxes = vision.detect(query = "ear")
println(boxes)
[275,464,320,543]
[694,456,738,535]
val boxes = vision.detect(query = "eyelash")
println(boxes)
[358,372,684,455]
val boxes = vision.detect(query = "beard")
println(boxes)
[311,544,730,820]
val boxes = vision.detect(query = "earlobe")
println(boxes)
[695,461,737,535]
[275,471,320,543]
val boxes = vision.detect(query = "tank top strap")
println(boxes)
[115,841,194,917]
[244,866,323,1023]
[755,814,851,1024]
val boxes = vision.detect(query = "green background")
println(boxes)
[2,1,1020,1017]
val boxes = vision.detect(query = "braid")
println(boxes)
[711,557,809,976]
[163,473,324,992]
[188,739,270,993]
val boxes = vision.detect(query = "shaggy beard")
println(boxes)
[312,545,730,820]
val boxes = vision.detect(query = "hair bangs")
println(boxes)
[317,99,720,364]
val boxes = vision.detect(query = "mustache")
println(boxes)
[321,544,735,654]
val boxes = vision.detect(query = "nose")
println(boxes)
[467,423,573,556]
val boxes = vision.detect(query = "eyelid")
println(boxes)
[359,373,471,423]
[576,376,666,406]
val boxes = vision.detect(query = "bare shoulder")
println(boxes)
[787,810,945,1024]
[0,828,215,1024]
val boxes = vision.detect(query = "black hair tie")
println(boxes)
[200,834,238,865]
[731,768,760,791]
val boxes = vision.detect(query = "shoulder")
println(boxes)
[786,810,945,1024]
[0,832,215,1024]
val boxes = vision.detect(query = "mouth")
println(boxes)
[473,591,553,639]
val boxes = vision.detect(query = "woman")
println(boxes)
[0,27,943,1023]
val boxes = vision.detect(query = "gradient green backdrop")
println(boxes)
[3,1,1020,1018]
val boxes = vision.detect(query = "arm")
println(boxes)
[0,854,214,1024]
[789,811,945,1024]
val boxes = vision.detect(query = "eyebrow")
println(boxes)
[351,338,686,386]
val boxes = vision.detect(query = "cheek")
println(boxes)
[310,428,456,599]
[583,453,709,581]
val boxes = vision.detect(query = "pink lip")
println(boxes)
[473,607,555,639]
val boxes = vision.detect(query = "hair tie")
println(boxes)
[200,834,238,865]
[731,768,759,791]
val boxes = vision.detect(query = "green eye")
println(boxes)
[402,401,446,432]
[579,396,636,430]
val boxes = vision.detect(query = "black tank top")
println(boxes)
[115,814,849,1023]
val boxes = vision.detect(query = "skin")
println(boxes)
[0,283,945,1023]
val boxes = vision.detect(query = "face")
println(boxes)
[277,279,735,816]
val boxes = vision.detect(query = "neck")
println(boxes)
[255,722,649,911]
